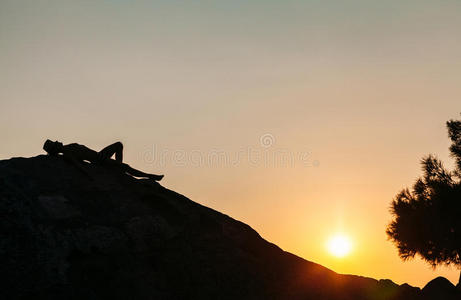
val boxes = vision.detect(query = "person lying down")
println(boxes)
[43,140,163,181]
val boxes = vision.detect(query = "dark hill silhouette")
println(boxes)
[0,155,457,299]
[421,277,459,300]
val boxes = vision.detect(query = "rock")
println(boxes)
[0,155,429,299]
[421,277,459,300]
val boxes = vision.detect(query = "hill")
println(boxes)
[0,155,455,299]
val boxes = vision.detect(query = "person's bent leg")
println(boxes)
[98,142,123,162]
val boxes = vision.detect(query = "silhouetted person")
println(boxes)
[43,140,163,181]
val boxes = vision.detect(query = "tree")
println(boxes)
[386,117,461,286]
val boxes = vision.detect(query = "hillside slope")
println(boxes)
[0,155,441,299]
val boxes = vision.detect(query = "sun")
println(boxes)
[326,234,352,258]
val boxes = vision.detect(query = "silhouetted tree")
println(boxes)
[387,117,461,286]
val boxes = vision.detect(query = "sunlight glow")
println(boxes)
[327,234,353,258]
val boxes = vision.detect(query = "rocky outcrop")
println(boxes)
[0,155,455,299]
[421,277,459,300]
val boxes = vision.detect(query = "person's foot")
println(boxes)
[149,174,164,181]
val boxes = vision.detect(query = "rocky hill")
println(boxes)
[0,155,458,299]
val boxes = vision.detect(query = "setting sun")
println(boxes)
[327,234,353,258]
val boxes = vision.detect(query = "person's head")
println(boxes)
[43,139,63,155]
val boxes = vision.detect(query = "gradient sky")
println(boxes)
[1,0,460,287]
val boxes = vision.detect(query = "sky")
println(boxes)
[1,0,460,287]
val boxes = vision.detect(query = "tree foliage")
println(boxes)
[387,118,461,269]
